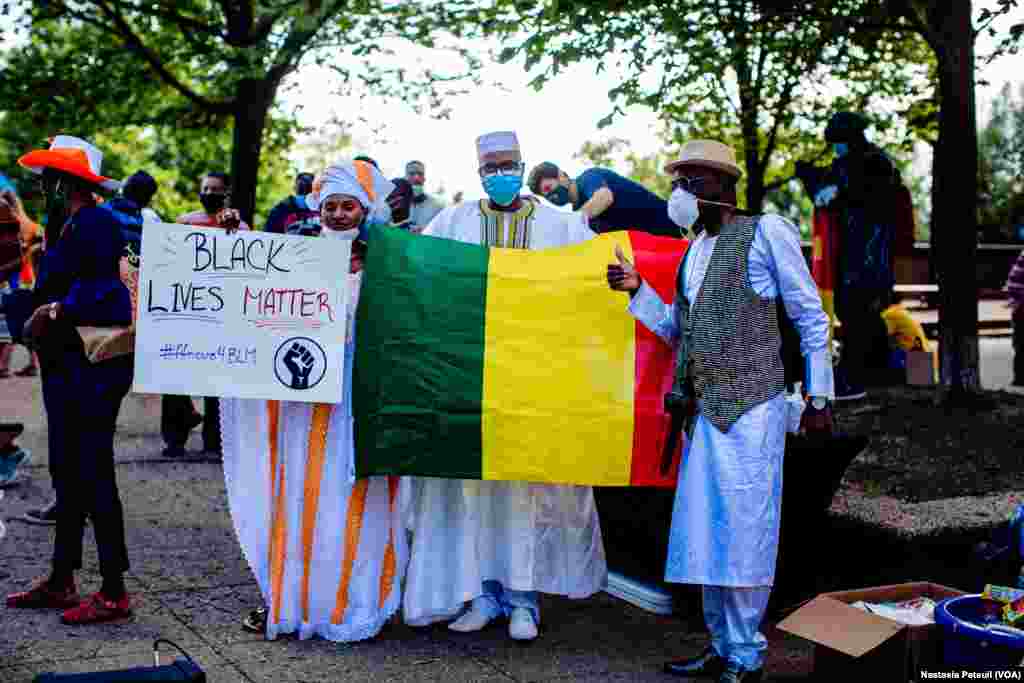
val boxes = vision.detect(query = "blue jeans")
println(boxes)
[473,580,540,624]
[703,585,771,671]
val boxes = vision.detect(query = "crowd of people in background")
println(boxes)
[0,113,931,682]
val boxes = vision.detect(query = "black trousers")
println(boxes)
[160,395,198,449]
[836,289,891,385]
[1014,308,1024,385]
[160,395,220,452]
[42,353,133,578]
[202,397,221,453]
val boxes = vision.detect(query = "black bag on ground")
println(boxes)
[34,660,204,682]
[34,640,206,682]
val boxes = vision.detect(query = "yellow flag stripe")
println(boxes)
[481,233,636,486]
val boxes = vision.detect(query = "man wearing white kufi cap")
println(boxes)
[402,131,607,642]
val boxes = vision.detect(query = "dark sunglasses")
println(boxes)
[671,176,707,193]
[478,161,524,177]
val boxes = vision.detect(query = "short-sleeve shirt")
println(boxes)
[573,168,676,237]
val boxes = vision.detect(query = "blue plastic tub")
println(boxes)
[935,595,1024,669]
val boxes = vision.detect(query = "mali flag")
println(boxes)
[353,226,688,488]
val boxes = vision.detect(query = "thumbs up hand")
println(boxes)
[607,244,641,293]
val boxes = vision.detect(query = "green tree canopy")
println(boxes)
[483,0,933,213]
[0,18,298,225]
[2,0,479,223]
[978,81,1024,239]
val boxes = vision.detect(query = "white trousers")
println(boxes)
[703,585,771,671]
[472,580,540,624]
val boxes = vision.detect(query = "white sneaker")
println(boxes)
[448,604,494,633]
[508,607,538,641]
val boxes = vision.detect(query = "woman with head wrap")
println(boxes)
[219,159,407,643]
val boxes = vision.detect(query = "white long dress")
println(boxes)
[221,281,406,642]
[401,199,608,626]
[628,215,834,587]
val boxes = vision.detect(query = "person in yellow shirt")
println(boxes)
[881,300,930,352]
[880,296,937,382]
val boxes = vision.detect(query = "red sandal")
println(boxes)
[6,577,81,609]
[61,592,132,625]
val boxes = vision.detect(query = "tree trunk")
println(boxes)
[744,158,766,214]
[929,0,982,398]
[740,111,766,212]
[230,77,277,227]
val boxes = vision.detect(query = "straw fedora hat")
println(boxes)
[18,135,121,191]
[664,140,742,178]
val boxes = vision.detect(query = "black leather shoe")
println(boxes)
[718,663,763,683]
[663,647,727,677]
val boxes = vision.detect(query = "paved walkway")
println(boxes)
[0,347,814,682]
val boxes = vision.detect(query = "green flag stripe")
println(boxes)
[354,226,487,479]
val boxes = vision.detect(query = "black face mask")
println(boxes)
[42,171,72,241]
[199,192,226,215]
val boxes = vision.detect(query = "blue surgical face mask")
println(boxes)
[545,185,571,207]
[833,143,849,158]
[482,173,523,207]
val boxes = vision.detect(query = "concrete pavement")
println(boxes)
[0,346,815,682]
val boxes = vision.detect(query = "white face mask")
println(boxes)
[321,227,358,241]
[668,188,700,234]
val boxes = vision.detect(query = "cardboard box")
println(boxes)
[906,350,938,386]
[777,582,964,682]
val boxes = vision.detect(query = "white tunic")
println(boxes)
[401,198,608,626]
[628,215,833,587]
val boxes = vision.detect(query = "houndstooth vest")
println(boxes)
[672,215,785,433]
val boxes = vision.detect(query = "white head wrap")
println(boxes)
[303,159,395,224]
[476,131,520,160]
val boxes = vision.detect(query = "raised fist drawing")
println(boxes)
[282,342,315,390]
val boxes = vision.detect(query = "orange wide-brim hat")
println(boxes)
[18,135,121,192]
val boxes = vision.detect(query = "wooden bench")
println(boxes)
[895,284,938,294]
[921,319,1011,339]
[894,284,939,307]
